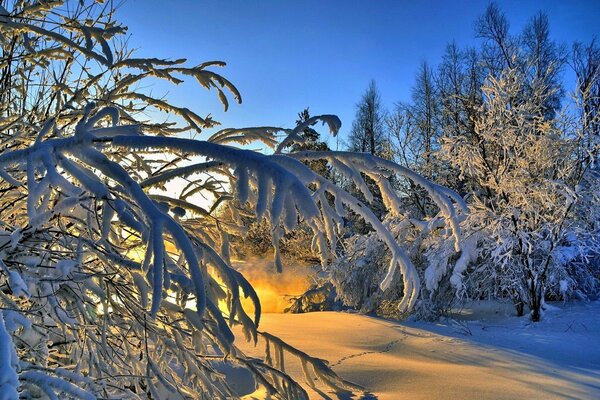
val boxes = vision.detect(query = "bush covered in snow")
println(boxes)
[328,214,469,320]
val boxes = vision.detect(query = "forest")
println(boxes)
[0,1,598,399]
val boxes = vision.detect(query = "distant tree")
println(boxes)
[475,2,518,76]
[476,5,565,120]
[572,39,600,139]
[387,62,444,217]
[344,81,392,225]
[408,61,442,180]
[438,43,468,139]
[386,104,415,166]
[294,108,322,144]
[347,80,387,156]
[437,44,484,143]
[435,44,486,197]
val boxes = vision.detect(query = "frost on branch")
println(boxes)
[0,1,466,398]
[0,310,19,399]
[439,67,600,320]
[282,150,466,315]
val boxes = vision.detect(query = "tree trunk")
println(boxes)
[530,278,543,322]
[515,300,525,317]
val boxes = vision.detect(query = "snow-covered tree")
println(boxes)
[0,1,465,398]
[440,67,600,321]
[329,212,469,320]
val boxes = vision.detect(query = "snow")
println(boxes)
[236,301,600,399]
[7,270,28,298]
[0,310,19,400]
[20,371,96,400]
[55,260,77,277]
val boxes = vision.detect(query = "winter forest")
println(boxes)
[0,0,598,399]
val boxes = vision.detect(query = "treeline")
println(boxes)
[332,3,600,320]
[349,3,598,183]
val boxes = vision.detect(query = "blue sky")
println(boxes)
[118,1,600,147]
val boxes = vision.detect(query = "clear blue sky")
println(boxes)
[118,0,600,147]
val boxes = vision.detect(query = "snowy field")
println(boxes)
[236,301,600,399]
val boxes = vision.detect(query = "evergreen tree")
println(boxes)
[290,108,331,179]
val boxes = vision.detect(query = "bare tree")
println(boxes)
[521,11,566,119]
[347,80,387,156]
[572,39,600,139]
[410,61,442,180]
[476,2,518,76]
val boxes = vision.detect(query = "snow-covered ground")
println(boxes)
[236,301,600,399]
